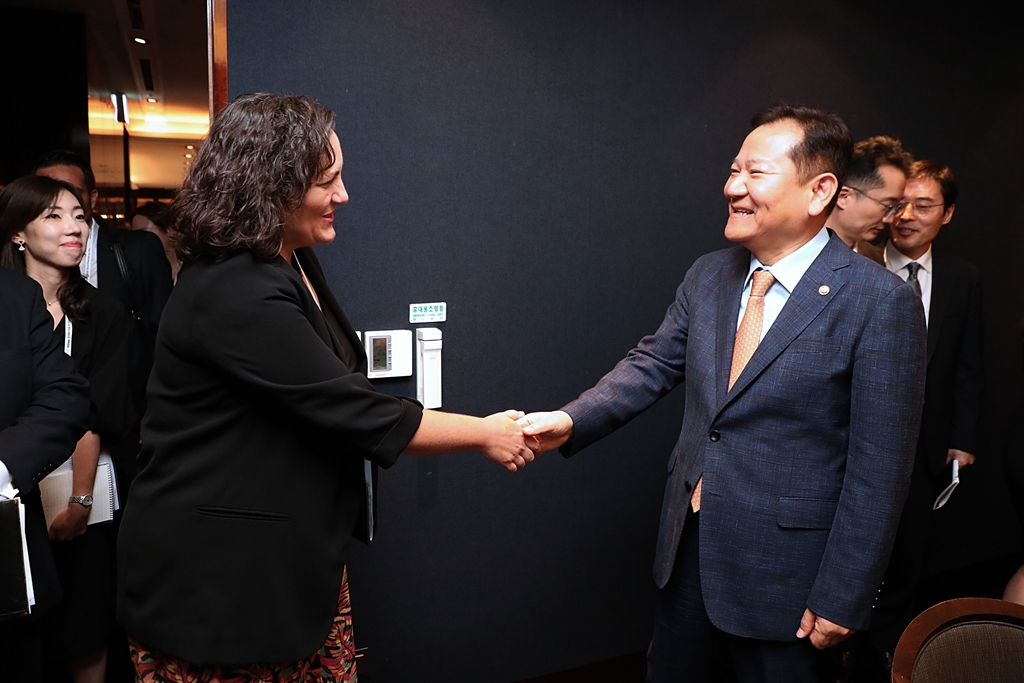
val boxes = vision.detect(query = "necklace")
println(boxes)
[46,298,58,306]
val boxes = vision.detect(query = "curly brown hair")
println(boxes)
[171,93,337,264]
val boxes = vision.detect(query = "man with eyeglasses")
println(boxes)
[850,160,983,682]
[827,136,911,256]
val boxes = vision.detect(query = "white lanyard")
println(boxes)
[63,316,73,356]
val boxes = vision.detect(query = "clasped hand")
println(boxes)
[479,409,574,472]
[480,410,543,473]
[516,410,574,453]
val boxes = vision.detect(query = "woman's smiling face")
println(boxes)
[14,189,89,271]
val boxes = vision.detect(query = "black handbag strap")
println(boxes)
[111,233,142,322]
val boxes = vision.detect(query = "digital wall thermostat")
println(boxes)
[363,330,413,379]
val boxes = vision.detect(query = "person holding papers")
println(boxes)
[0,231,90,677]
[0,175,133,683]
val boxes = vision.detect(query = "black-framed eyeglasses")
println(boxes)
[846,186,905,218]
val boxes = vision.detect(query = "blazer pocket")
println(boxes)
[195,505,290,523]
[777,497,838,530]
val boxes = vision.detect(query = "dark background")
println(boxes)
[0,0,1004,681]
[1,0,1018,680]
[228,1,1024,680]
[0,6,91,181]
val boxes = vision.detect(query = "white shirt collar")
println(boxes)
[885,242,932,275]
[79,217,100,287]
[746,226,830,293]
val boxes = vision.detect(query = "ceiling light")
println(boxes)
[134,37,147,44]
[184,153,193,158]
[185,145,195,150]
[111,92,129,124]
[146,97,158,103]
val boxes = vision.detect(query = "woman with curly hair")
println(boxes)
[115,93,536,682]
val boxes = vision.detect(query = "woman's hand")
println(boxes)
[479,410,538,473]
[48,503,90,541]
[404,409,542,471]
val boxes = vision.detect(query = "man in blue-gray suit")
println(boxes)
[522,105,927,682]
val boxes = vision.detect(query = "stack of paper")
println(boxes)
[0,498,34,620]
[38,453,120,527]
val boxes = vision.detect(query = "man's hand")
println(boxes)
[517,411,574,453]
[480,410,537,473]
[796,608,854,650]
[48,503,90,541]
[946,448,976,468]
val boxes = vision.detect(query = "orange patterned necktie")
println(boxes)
[692,268,775,512]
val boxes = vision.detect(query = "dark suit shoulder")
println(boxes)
[117,225,164,254]
[0,266,44,300]
[932,251,980,280]
[691,244,748,269]
[178,251,300,308]
[684,244,749,286]
[82,282,130,323]
[844,247,909,295]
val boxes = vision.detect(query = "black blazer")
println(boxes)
[861,246,983,474]
[55,285,135,459]
[0,268,90,615]
[117,248,422,664]
[861,246,983,604]
[95,218,173,414]
[918,252,983,474]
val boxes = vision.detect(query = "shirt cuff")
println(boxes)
[0,459,19,499]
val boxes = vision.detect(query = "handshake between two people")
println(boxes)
[470,410,576,473]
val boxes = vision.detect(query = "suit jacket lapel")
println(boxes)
[718,235,849,410]
[295,247,368,374]
[715,250,749,409]
[925,255,950,364]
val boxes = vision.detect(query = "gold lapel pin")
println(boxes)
[818,285,830,296]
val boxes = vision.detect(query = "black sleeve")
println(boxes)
[133,230,173,338]
[0,284,90,493]
[191,261,422,468]
[76,293,134,446]
[949,267,983,454]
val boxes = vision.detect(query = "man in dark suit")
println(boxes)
[0,267,90,677]
[855,160,982,678]
[826,135,912,257]
[521,105,927,682]
[34,150,173,421]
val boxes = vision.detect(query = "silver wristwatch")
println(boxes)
[69,494,93,508]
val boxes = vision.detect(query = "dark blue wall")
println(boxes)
[228,2,1024,680]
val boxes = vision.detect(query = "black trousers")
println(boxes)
[647,510,835,683]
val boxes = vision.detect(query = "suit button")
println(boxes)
[684,481,692,492]
[709,430,720,442]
